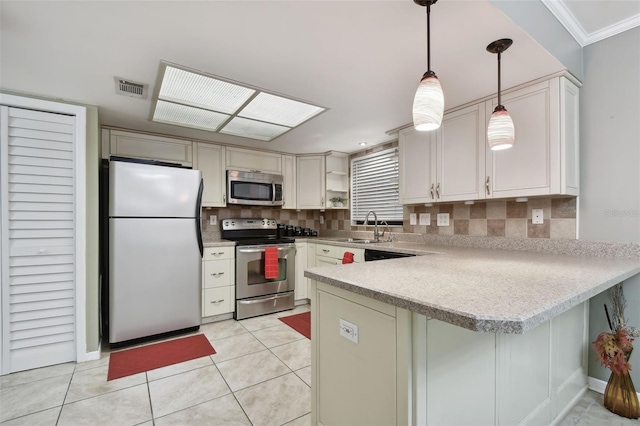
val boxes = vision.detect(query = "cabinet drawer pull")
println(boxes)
[210,251,225,256]
[210,299,225,304]
[430,183,435,200]
[436,182,440,199]
[485,176,491,195]
[210,272,225,277]
[322,249,330,253]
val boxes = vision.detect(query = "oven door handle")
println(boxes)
[238,293,292,305]
[237,246,295,254]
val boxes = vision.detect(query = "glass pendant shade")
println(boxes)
[487,106,515,150]
[413,73,444,131]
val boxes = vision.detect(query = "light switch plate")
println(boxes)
[437,213,450,227]
[339,319,358,344]
[209,215,217,226]
[532,209,544,224]
[409,213,417,225]
[419,213,430,225]
[320,215,325,225]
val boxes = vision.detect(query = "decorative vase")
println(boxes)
[604,352,640,419]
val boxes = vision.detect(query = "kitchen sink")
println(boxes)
[329,238,373,244]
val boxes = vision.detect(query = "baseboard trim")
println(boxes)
[83,348,101,362]
[588,376,640,399]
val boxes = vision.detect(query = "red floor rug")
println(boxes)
[279,311,311,339]
[107,334,216,381]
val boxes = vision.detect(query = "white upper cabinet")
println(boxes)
[194,143,226,207]
[108,130,193,166]
[297,155,326,209]
[400,75,579,205]
[225,146,282,174]
[485,76,579,198]
[436,103,486,202]
[325,151,349,209]
[282,154,297,210]
[399,127,436,205]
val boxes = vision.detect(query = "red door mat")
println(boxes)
[107,334,216,381]
[279,311,311,339]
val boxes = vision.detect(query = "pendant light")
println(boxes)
[413,0,444,132]
[486,38,514,150]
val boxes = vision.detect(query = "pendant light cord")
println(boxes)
[426,3,431,72]
[497,50,502,107]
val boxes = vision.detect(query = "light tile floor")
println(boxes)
[0,303,637,425]
[1,305,311,426]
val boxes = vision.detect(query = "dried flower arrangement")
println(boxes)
[593,284,639,374]
[592,283,640,419]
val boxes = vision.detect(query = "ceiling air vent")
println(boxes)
[114,77,148,99]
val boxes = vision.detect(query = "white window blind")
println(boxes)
[351,148,402,224]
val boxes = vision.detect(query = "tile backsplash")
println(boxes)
[404,197,577,239]
[201,197,576,242]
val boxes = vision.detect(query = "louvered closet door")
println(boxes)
[1,106,76,373]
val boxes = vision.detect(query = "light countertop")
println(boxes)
[304,241,640,333]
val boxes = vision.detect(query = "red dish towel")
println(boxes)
[342,252,355,264]
[265,247,279,279]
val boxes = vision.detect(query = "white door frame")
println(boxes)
[0,93,87,373]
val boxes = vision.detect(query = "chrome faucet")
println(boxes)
[364,210,379,242]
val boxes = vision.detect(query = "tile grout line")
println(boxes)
[145,371,155,425]
[210,359,254,425]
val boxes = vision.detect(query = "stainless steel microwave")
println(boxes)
[227,170,284,206]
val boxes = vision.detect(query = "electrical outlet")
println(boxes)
[339,319,358,344]
[409,213,417,225]
[209,215,217,226]
[419,213,430,225]
[437,213,450,226]
[532,209,544,224]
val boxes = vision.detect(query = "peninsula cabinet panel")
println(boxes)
[485,76,580,199]
[316,289,396,426]
[194,143,226,207]
[225,146,282,174]
[399,126,436,204]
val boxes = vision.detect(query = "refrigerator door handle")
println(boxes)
[195,179,204,257]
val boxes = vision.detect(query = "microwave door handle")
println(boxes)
[272,183,276,203]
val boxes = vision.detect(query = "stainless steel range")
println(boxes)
[222,218,296,320]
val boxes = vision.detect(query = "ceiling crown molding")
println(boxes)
[541,0,640,47]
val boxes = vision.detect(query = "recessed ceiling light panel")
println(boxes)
[239,92,325,127]
[159,66,255,114]
[151,61,328,142]
[220,117,290,141]
[153,100,230,132]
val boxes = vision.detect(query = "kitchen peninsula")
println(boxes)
[304,241,640,426]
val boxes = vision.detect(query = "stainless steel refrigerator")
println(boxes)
[108,158,203,344]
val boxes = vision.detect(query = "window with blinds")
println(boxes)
[351,148,403,225]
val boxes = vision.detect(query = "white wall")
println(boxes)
[579,27,640,384]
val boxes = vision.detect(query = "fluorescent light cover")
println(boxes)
[159,66,255,114]
[153,100,230,131]
[239,92,324,127]
[220,117,290,141]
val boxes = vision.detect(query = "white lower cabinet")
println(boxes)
[309,278,588,426]
[315,243,364,264]
[202,246,235,318]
